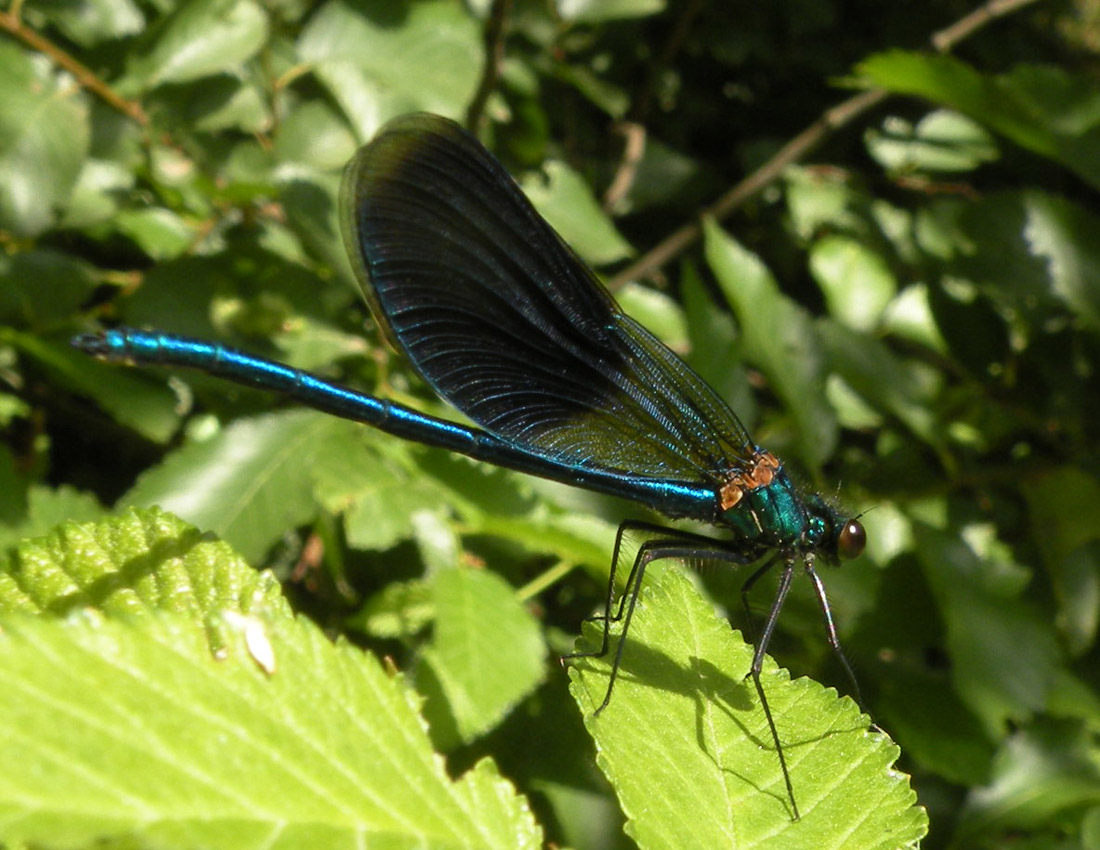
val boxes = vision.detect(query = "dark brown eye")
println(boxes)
[837,519,866,560]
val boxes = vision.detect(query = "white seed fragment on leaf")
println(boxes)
[223,611,277,675]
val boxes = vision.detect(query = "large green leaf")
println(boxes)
[521,160,634,266]
[0,506,283,616]
[297,0,482,139]
[122,411,331,562]
[0,42,90,236]
[914,522,1063,734]
[126,0,269,89]
[568,566,926,849]
[0,509,542,849]
[9,330,181,444]
[942,190,1100,331]
[419,567,547,749]
[954,719,1100,846]
[857,52,1100,190]
[703,219,837,471]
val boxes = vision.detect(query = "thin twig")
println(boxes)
[602,121,647,211]
[930,0,1042,52]
[603,0,705,211]
[610,0,1045,287]
[466,0,512,134]
[0,8,148,126]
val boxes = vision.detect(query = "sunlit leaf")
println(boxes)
[127,0,269,88]
[419,567,547,748]
[704,219,836,470]
[0,42,90,236]
[568,566,927,849]
[0,509,543,849]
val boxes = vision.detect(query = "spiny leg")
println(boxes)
[564,521,735,662]
[591,540,750,714]
[804,556,862,707]
[739,554,780,647]
[744,557,801,821]
[563,520,680,662]
[572,534,752,714]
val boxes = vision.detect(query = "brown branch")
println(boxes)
[0,8,147,126]
[602,121,646,211]
[930,0,1043,52]
[610,0,1045,287]
[603,0,705,212]
[466,0,512,134]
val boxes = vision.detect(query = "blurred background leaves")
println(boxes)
[1,0,1099,847]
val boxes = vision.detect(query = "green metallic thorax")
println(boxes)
[720,464,831,555]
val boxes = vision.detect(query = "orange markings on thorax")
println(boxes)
[718,450,781,512]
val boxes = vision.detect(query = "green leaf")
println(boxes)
[349,578,434,639]
[0,249,97,325]
[551,63,631,119]
[703,219,837,470]
[521,161,634,266]
[38,0,144,46]
[1024,467,1100,656]
[682,260,756,424]
[615,282,687,350]
[915,522,1063,733]
[951,191,1100,330]
[274,99,358,170]
[0,485,103,556]
[126,0,269,89]
[808,235,896,331]
[954,719,1100,845]
[0,509,543,849]
[818,319,940,448]
[61,158,136,228]
[123,411,331,562]
[0,506,283,617]
[0,442,28,531]
[876,663,995,788]
[7,330,181,444]
[279,170,359,289]
[568,567,927,848]
[313,424,451,551]
[181,72,271,134]
[556,0,665,23]
[1025,467,1100,577]
[115,207,196,260]
[475,511,613,576]
[297,0,482,139]
[856,53,1100,190]
[880,283,949,354]
[865,110,999,173]
[1016,192,1100,329]
[420,568,547,748]
[784,166,865,242]
[0,41,90,236]
[628,138,701,212]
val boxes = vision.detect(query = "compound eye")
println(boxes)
[837,519,866,560]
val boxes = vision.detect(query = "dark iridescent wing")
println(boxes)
[340,113,753,487]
